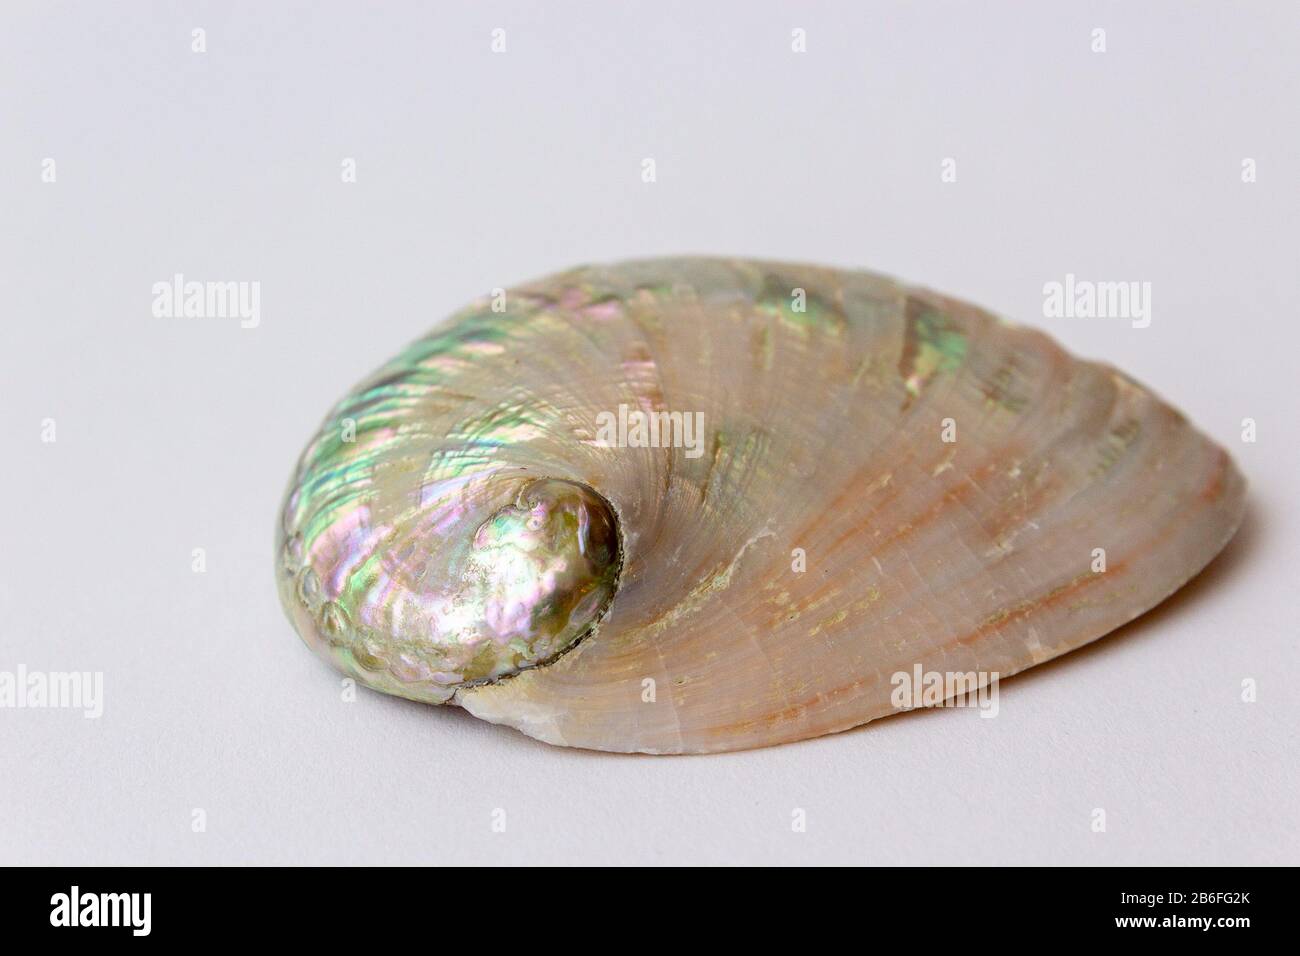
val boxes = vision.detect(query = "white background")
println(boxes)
[2,2,1296,865]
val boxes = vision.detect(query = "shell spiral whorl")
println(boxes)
[278,400,624,702]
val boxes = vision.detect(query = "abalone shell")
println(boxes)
[276,258,1245,753]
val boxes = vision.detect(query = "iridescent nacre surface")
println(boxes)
[278,415,620,702]
[276,257,1246,753]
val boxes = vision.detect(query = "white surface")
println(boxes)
[1,1,1296,865]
